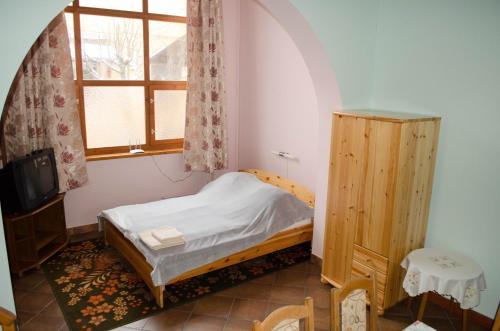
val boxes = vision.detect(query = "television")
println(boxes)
[0,148,59,213]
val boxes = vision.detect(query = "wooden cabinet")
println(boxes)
[2,194,68,277]
[321,110,440,313]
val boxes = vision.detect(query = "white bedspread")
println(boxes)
[99,172,314,286]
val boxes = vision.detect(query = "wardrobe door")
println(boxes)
[353,119,401,257]
[322,114,368,286]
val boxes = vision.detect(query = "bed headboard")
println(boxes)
[240,169,315,208]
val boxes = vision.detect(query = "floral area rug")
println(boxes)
[43,238,311,331]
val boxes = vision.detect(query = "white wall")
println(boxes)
[290,0,380,108]
[370,0,500,318]
[0,0,71,315]
[238,0,318,191]
[0,214,14,313]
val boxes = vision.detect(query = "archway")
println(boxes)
[254,0,342,257]
[0,0,342,312]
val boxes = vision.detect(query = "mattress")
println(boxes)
[100,172,314,286]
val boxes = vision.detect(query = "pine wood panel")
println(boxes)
[167,224,313,283]
[334,110,438,123]
[384,119,441,305]
[253,297,314,331]
[351,260,387,292]
[322,115,366,286]
[240,169,315,208]
[322,111,440,313]
[353,244,388,275]
[354,120,401,256]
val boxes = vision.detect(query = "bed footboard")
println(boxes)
[103,219,313,308]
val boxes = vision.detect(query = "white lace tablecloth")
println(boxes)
[401,248,486,309]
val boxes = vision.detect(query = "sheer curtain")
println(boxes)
[1,13,87,191]
[183,0,227,173]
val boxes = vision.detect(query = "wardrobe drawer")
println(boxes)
[353,244,388,275]
[351,260,387,292]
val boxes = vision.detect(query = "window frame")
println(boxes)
[65,0,187,159]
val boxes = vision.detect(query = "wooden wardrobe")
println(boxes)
[321,110,440,313]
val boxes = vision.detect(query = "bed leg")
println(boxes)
[103,228,110,246]
[155,286,164,309]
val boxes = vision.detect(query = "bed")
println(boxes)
[101,169,315,308]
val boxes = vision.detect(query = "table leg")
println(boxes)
[462,309,468,331]
[417,292,428,321]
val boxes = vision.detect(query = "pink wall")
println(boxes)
[238,0,318,191]
[65,0,341,262]
[240,0,342,257]
[64,0,241,228]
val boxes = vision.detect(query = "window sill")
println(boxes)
[86,148,183,162]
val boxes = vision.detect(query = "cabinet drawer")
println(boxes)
[351,260,387,292]
[353,244,388,275]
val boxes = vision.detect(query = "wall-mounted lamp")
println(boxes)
[271,150,297,160]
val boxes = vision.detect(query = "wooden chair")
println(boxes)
[253,297,314,331]
[331,274,378,331]
[492,303,500,331]
[0,307,16,331]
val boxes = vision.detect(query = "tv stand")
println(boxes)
[2,193,68,277]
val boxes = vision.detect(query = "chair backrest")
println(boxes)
[253,297,314,331]
[492,303,500,331]
[331,274,378,331]
[0,307,16,331]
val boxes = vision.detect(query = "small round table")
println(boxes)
[401,248,486,331]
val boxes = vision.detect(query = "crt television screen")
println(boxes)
[22,154,57,201]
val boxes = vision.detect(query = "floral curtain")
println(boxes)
[0,13,88,191]
[183,0,227,173]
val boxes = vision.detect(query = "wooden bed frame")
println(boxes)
[103,169,315,308]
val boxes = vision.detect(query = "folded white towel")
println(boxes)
[139,229,185,251]
[152,226,184,243]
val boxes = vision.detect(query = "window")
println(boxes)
[65,0,187,158]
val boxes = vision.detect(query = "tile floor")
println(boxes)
[11,251,489,331]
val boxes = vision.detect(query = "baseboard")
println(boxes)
[307,255,493,329]
[310,253,322,266]
[428,292,493,329]
[67,223,99,237]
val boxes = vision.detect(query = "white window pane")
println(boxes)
[84,87,146,148]
[79,0,142,12]
[64,13,76,79]
[80,15,144,80]
[149,21,186,81]
[149,0,186,16]
[154,90,186,140]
